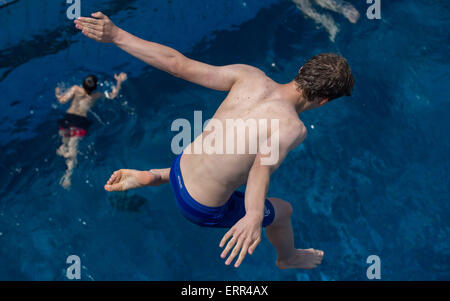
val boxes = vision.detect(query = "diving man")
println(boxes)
[75,12,354,268]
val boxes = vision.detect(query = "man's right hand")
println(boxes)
[74,12,120,43]
[115,72,128,82]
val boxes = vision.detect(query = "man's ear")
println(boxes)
[319,98,329,106]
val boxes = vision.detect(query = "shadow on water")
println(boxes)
[0,0,140,82]
[0,0,18,9]
[108,192,147,212]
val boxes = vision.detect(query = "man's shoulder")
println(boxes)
[279,118,307,148]
[71,85,85,94]
[233,64,265,74]
[281,115,306,132]
[232,64,268,82]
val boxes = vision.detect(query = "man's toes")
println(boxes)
[111,171,119,181]
[105,183,123,192]
[108,171,121,184]
[108,174,116,184]
[315,250,324,257]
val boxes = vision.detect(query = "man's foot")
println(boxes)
[276,248,324,270]
[60,174,71,190]
[104,169,163,192]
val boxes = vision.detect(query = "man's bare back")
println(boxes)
[182,69,306,207]
[65,86,99,117]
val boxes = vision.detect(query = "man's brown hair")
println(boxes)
[295,53,354,102]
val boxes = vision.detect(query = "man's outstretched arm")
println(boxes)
[105,72,128,100]
[55,85,77,104]
[75,12,259,91]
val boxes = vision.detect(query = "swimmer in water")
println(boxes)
[292,0,360,41]
[75,12,354,269]
[56,73,128,189]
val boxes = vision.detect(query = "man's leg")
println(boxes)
[57,130,70,157]
[104,168,171,191]
[60,137,80,189]
[266,197,324,269]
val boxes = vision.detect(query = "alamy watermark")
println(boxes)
[66,0,381,22]
[366,255,381,280]
[66,255,81,280]
[171,111,280,166]
[366,0,381,20]
[66,0,81,20]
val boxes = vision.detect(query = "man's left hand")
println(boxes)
[219,214,262,268]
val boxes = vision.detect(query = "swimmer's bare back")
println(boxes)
[56,85,102,117]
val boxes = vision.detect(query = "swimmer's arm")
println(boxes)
[244,158,271,220]
[55,86,76,104]
[104,84,120,100]
[114,33,259,91]
[243,152,286,222]
[218,156,273,268]
[245,124,308,219]
[105,73,128,100]
[75,13,259,91]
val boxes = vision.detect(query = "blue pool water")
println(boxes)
[0,0,449,281]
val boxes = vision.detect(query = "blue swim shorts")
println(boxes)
[169,153,275,228]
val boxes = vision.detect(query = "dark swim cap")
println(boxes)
[82,75,98,95]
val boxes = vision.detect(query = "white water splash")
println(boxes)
[292,0,360,42]
[87,109,105,125]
